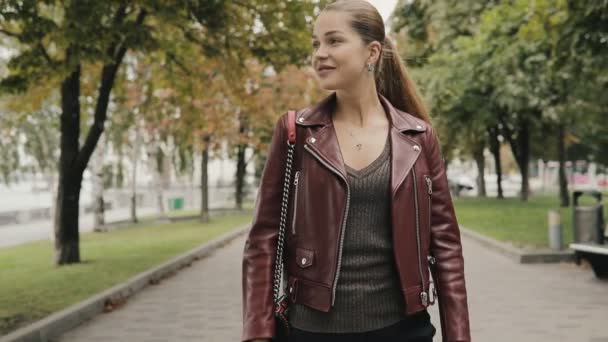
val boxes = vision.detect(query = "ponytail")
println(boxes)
[376,37,431,124]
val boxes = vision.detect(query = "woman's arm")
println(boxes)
[425,125,472,342]
[241,113,289,342]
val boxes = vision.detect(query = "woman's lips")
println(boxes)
[317,67,335,76]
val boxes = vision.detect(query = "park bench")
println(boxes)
[569,242,608,279]
[569,190,607,279]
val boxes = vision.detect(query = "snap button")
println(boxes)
[295,247,314,268]
[310,137,316,144]
[413,145,420,151]
[416,125,422,129]
[289,286,293,293]
[298,117,305,122]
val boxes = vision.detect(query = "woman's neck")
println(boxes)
[334,83,385,128]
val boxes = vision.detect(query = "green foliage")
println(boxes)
[393,0,607,166]
[0,0,327,184]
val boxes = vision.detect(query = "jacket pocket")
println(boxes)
[291,170,302,235]
[295,247,314,268]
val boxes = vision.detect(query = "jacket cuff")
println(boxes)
[242,315,275,342]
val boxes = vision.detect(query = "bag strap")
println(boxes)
[272,110,297,306]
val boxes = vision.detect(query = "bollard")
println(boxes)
[548,209,563,250]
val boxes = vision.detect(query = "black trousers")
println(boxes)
[289,309,437,342]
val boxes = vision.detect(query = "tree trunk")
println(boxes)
[200,135,210,223]
[152,142,169,222]
[54,65,82,265]
[500,111,533,201]
[92,133,106,232]
[473,145,486,197]
[558,123,569,207]
[518,120,530,201]
[488,125,504,199]
[505,117,531,201]
[52,13,142,265]
[235,143,246,210]
[130,123,140,223]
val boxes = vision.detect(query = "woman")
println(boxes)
[242,1,471,341]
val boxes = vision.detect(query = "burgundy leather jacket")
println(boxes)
[242,92,471,342]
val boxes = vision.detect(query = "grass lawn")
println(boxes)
[0,210,253,336]
[453,194,607,250]
[141,201,256,220]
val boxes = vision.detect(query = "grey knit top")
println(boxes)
[289,133,406,332]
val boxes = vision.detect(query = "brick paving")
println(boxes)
[57,231,608,342]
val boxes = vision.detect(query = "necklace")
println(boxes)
[345,125,363,150]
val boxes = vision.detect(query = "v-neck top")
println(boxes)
[289,130,408,333]
[345,133,390,179]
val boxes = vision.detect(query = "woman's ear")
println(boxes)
[367,41,382,65]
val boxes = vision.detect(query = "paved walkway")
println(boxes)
[58,231,608,342]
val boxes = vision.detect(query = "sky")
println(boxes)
[367,0,400,29]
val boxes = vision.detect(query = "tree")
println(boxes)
[393,0,607,203]
[0,0,327,265]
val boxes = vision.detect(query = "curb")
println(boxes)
[0,223,251,342]
[460,226,575,264]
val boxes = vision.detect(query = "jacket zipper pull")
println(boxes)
[425,176,432,194]
[428,282,437,305]
[291,171,301,235]
[420,291,428,306]
[427,255,437,305]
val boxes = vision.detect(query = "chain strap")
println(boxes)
[272,138,295,304]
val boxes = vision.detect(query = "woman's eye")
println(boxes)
[329,39,339,45]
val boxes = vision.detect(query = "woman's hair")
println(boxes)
[322,0,431,124]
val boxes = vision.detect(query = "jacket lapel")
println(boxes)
[297,91,428,194]
[390,127,422,197]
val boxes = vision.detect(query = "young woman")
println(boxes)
[242,1,471,341]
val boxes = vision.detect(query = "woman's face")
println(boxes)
[311,11,375,91]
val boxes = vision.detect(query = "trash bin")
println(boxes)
[168,197,184,211]
[572,191,605,244]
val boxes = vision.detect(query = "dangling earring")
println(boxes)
[367,63,375,72]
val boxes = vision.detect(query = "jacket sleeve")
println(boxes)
[241,113,288,342]
[425,125,471,342]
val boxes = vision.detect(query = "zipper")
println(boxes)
[425,174,432,235]
[304,143,350,307]
[291,171,301,235]
[411,167,428,307]
[425,175,436,305]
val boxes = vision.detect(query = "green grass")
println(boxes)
[141,201,256,220]
[453,194,607,250]
[0,210,253,336]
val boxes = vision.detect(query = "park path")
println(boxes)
[57,228,608,342]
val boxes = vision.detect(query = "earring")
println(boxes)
[367,63,375,72]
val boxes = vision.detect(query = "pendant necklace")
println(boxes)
[345,126,363,150]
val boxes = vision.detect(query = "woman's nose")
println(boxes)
[314,45,329,59]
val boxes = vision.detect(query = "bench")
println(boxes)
[569,242,608,279]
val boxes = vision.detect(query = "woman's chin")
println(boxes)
[317,79,340,91]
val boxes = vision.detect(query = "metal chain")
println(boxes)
[272,139,295,304]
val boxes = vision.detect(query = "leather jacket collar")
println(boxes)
[295,91,427,133]
[295,91,429,198]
